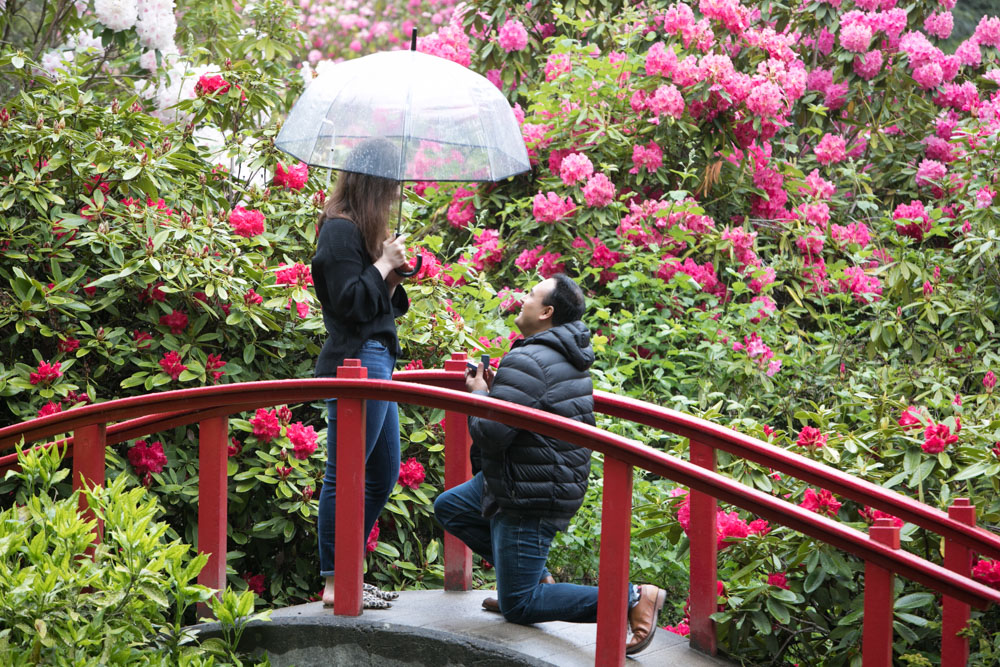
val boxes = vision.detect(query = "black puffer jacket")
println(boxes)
[470,320,595,527]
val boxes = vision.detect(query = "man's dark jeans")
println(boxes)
[434,472,600,624]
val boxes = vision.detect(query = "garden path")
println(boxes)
[270,588,735,666]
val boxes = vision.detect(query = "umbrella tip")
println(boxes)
[410,28,417,51]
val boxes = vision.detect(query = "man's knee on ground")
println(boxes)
[499,595,533,625]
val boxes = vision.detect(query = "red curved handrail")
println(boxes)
[4,372,999,562]
[2,372,996,666]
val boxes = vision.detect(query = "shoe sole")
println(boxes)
[625,588,666,656]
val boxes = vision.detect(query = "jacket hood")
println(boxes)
[522,320,595,372]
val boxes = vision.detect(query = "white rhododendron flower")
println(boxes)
[93,0,138,31]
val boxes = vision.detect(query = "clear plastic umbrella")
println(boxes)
[276,42,530,183]
[276,35,529,275]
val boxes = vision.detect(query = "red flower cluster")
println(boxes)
[922,420,959,454]
[366,521,380,553]
[159,350,187,380]
[29,360,62,385]
[403,359,424,370]
[398,457,426,490]
[229,206,265,238]
[195,74,231,97]
[244,289,263,305]
[767,572,790,590]
[242,572,266,595]
[250,408,281,443]
[973,559,1000,588]
[58,337,80,353]
[287,422,318,459]
[139,281,167,304]
[133,330,153,348]
[984,370,997,392]
[273,162,309,190]
[159,309,189,334]
[898,405,924,429]
[275,262,313,287]
[800,488,841,517]
[206,353,226,382]
[859,506,903,528]
[795,426,826,449]
[37,401,62,417]
[228,436,242,457]
[127,440,168,486]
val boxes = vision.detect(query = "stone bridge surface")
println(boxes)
[263,589,735,666]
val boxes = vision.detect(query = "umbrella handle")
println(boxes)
[394,254,422,277]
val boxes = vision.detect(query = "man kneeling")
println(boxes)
[433,274,665,655]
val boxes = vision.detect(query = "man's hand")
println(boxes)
[465,363,493,393]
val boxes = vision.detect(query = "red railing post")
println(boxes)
[864,517,900,667]
[442,352,473,591]
[334,359,367,616]
[943,498,976,667]
[197,416,229,601]
[689,439,718,654]
[595,455,632,667]
[73,423,106,540]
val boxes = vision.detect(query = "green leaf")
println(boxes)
[766,597,791,625]
[894,593,935,610]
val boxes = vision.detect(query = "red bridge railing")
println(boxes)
[2,352,999,667]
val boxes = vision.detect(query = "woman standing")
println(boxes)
[314,140,410,609]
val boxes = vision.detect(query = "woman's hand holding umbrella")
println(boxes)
[375,233,411,283]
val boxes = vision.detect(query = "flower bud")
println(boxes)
[130,101,143,113]
[97,221,109,234]
[95,127,103,140]
[111,99,120,114]
[225,58,232,70]
[0,108,9,127]
[198,172,207,185]
[36,114,44,130]
[278,448,288,460]
[302,486,314,501]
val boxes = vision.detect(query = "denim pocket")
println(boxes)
[362,338,389,352]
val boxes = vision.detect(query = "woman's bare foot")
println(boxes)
[322,576,335,606]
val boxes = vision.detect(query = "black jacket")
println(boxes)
[312,217,409,377]
[470,321,596,527]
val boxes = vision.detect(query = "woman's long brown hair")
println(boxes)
[321,140,400,262]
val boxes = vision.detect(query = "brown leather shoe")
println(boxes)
[626,585,666,655]
[482,574,556,613]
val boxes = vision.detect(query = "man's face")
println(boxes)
[515,278,556,337]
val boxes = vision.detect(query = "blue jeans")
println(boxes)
[435,472,635,624]
[318,339,400,576]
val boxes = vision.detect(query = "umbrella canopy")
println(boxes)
[276,50,530,183]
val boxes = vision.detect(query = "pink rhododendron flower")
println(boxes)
[745,81,784,118]
[515,245,544,272]
[287,422,318,459]
[250,408,281,443]
[647,84,685,119]
[646,41,677,77]
[748,519,771,536]
[447,187,476,228]
[630,140,663,174]
[29,360,62,385]
[800,488,841,517]
[854,50,883,80]
[913,62,943,90]
[665,621,691,636]
[366,520,380,552]
[582,172,616,207]
[922,421,958,453]
[750,295,777,322]
[229,206,265,237]
[159,350,187,380]
[915,159,947,187]
[559,152,594,185]
[839,266,882,304]
[796,426,827,449]
[974,16,1000,48]
[544,53,571,81]
[472,229,503,270]
[975,187,995,209]
[767,573,789,589]
[159,309,188,334]
[497,19,528,52]
[814,133,847,165]
[924,11,953,40]
[801,169,836,199]
[532,192,575,223]
[830,222,871,248]
[273,162,308,190]
[206,353,226,382]
[244,289,263,305]
[893,200,932,241]
[538,252,566,278]
[839,23,873,53]
[128,439,168,486]
[398,457,426,489]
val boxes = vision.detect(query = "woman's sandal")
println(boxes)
[363,582,399,601]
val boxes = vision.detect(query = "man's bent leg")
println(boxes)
[492,514,598,625]
[433,472,493,562]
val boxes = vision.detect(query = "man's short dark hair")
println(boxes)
[544,274,586,326]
